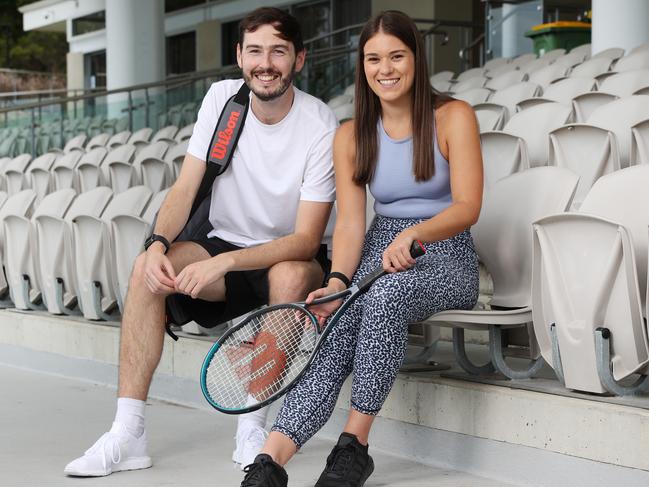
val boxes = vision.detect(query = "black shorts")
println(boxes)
[165,235,330,329]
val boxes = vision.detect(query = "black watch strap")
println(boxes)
[145,234,171,254]
[325,271,351,288]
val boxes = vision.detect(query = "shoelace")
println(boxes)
[84,432,123,472]
[241,461,268,486]
[244,427,268,451]
[325,444,354,477]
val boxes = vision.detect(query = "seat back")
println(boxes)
[587,95,649,167]
[569,56,613,79]
[489,82,542,119]
[473,103,506,132]
[175,123,194,142]
[630,119,649,164]
[484,70,527,91]
[52,151,84,191]
[571,91,617,122]
[542,76,597,104]
[532,214,646,392]
[613,51,649,72]
[473,167,578,308]
[503,102,573,167]
[591,47,625,61]
[580,165,649,313]
[598,69,649,97]
[452,87,492,106]
[527,63,570,87]
[548,124,619,208]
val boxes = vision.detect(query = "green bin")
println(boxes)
[524,21,591,56]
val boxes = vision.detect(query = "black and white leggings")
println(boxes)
[271,215,479,449]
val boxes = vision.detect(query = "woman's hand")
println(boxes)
[382,230,418,273]
[305,280,348,326]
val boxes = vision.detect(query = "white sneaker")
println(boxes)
[232,423,268,470]
[64,422,152,477]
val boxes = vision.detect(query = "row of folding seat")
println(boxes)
[0,139,187,203]
[0,185,168,320]
[480,95,649,207]
[420,164,649,397]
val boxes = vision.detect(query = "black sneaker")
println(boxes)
[240,454,288,487]
[314,433,374,487]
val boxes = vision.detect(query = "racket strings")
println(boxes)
[204,306,318,410]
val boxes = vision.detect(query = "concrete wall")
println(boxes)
[592,0,649,55]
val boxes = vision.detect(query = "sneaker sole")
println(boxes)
[358,456,375,487]
[64,457,153,477]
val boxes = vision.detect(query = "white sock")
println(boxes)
[237,395,270,429]
[114,397,146,438]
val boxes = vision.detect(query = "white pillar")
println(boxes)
[105,0,164,119]
[592,0,649,55]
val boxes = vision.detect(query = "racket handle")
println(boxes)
[355,240,426,292]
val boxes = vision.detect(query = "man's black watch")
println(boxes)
[144,234,171,254]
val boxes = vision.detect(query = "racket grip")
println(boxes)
[410,240,426,258]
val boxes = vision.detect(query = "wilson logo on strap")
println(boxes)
[210,109,242,160]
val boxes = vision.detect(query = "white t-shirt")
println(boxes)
[187,79,337,247]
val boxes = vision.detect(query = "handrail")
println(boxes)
[0,64,240,114]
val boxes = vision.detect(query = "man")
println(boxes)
[64,7,337,477]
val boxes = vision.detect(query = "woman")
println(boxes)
[240,10,483,487]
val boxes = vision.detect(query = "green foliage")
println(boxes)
[0,0,68,72]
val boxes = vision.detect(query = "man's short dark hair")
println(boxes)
[238,7,304,53]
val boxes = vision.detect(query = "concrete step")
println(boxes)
[2,309,649,486]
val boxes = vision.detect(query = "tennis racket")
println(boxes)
[200,240,426,414]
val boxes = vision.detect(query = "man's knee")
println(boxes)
[129,252,148,289]
[268,261,323,301]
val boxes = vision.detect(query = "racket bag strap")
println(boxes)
[162,82,251,340]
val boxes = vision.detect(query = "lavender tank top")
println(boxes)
[369,118,452,219]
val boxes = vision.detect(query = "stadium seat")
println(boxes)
[586,95,649,167]
[430,70,454,85]
[598,69,649,96]
[152,125,179,144]
[25,153,59,203]
[175,124,194,142]
[51,151,84,191]
[1,189,38,309]
[456,67,486,82]
[510,53,537,69]
[484,69,527,91]
[474,81,542,121]
[591,47,625,61]
[483,57,510,72]
[553,50,589,70]
[541,48,566,61]
[343,84,355,96]
[3,154,32,196]
[613,51,649,72]
[327,94,354,109]
[86,133,110,150]
[571,91,617,122]
[527,63,570,87]
[128,127,153,152]
[484,63,518,79]
[37,187,112,315]
[78,144,135,193]
[166,140,188,180]
[107,130,132,150]
[517,77,597,110]
[452,87,492,106]
[548,125,619,208]
[332,103,354,123]
[450,76,486,93]
[630,118,649,164]
[73,185,152,320]
[481,102,573,169]
[420,167,579,379]
[569,56,613,79]
[129,141,170,193]
[569,43,591,59]
[111,188,169,310]
[61,134,87,154]
[532,165,649,395]
[473,104,507,132]
[519,56,555,74]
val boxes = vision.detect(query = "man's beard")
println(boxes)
[244,62,296,102]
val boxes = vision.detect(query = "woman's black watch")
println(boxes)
[325,271,351,288]
[144,234,171,254]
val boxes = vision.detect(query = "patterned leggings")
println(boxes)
[271,215,479,448]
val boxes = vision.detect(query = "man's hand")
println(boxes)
[144,246,176,295]
[174,253,234,299]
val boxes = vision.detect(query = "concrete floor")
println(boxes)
[0,365,517,487]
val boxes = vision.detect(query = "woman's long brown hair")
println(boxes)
[353,10,450,184]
